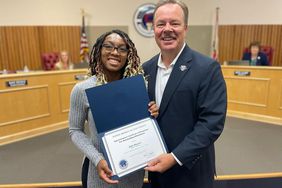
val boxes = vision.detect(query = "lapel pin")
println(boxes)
[179,65,187,72]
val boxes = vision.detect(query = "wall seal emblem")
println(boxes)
[133,3,156,37]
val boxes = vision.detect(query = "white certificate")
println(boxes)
[102,117,167,177]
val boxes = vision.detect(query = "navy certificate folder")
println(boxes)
[85,74,167,179]
[85,74,149,133]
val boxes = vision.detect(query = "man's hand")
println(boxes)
[97,159,119,184]
[145,153,177,173]
[148,101,159,118]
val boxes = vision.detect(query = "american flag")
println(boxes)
[80,15,89,63]
[211,7,219,61]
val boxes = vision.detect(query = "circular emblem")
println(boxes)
[133,3,156,37]
[119,159,128,170]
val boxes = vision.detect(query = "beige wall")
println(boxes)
[1,0,282,61]
[2,0,282,25]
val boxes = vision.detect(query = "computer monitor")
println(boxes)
[227,60,250,66]
[73,62,89,69]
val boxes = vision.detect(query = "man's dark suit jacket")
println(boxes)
[142,45,227,188]
[242,52,269,66]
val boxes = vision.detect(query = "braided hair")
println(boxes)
[89,29,144,86]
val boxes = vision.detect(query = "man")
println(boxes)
[143,0,227,187]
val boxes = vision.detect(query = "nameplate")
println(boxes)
[6,80,28,87]
[74,74,88,80]
[234,71,251,76]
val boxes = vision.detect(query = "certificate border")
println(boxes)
[102,117,167,177]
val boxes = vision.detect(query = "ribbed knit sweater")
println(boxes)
[69,76,144,188]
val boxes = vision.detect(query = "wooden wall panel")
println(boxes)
[222,66,282,124]
[219,25,282,67]
[280,80,282,110]
[225,77,270,107]
[20,27,41,70]
[38,26,80,64]
[0,70,88,138]
[4,27,21,71]
[0,28,9,70]
[0,86,50,126]
[0,26,80,71]
[58,82,77,113]
[0,27,41,71]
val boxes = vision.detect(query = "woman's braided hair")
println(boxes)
[89,29,144,86]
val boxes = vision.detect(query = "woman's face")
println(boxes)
[101,33,128,74]
[250,45,259,56]
[60,51,69,63]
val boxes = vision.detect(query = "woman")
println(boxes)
[69,29,158,188]
[242,41,269,66]
[55,50,74,70]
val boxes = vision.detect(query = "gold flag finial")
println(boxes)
[81,8,85,16]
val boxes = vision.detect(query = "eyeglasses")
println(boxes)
[102,43,128,54]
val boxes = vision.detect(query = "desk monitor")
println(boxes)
[227,60,250,66]
[73,62,89,69]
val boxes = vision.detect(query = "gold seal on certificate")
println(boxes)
[85,75,167,178]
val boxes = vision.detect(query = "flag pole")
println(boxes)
[81,8,85,16]
[211,7,220,61]
[79,9,90,63]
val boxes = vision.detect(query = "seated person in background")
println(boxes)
[55,50,74,70]
[242,41,269,66]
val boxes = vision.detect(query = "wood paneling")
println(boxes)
[222,66,282,124]
[225,77,270,107]
[0,28,9,70]
[38,26,80,63]
[0,69,88,138]
[0,86,50,126]
[280,80,282,110]
[58,82,78,113]
[0,26,80,71]
[219,25,282,67]
[0,27,41,71]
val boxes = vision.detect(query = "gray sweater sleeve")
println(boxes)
[68,81,104,166]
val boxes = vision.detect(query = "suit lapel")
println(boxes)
[158,46,193,118]
[147,56,158,101]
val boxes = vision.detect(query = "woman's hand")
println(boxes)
[148,101,159,118]
[97,159,119,184]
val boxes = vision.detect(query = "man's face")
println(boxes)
[153,3,188,54]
